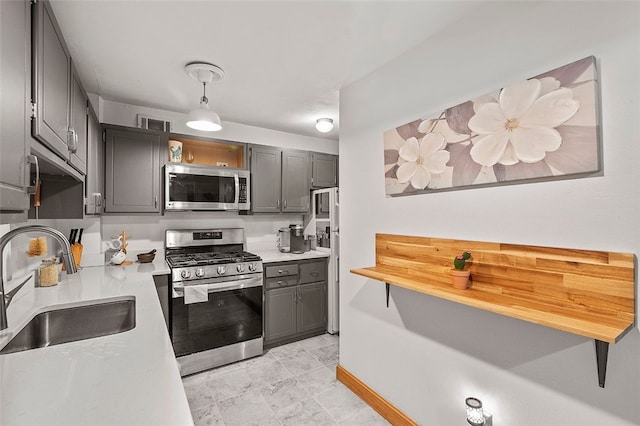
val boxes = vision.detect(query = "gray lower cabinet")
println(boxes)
[250,145,310,213]
[0,0,30,222]
[152,274,170,332]
[264,258,327,348]
[311,152,338,188]
[265,286,298,342]
[297,282,327,334]
[104,125,166,213]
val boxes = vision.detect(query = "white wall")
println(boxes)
[101,99,339,155]
[339,2,639,425]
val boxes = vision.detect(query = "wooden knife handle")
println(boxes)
[34,180,41,207]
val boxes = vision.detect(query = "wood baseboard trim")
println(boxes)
[336,364,418,426]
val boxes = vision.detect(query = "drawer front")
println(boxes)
[265,276,298,289]
[299,260,327,284]
[265,263,299,278]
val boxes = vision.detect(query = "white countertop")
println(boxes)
[0,257,192,426]
[254,248,330,263]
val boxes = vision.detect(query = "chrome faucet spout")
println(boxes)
[4,275,31,308]
[0,225,77,330]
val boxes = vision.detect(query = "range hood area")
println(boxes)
[27,143,85,220]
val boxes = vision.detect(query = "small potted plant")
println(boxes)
[450,250,472,289]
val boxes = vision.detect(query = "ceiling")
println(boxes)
[50,1,484,141]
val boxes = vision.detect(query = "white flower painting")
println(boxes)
[384,56,601,196]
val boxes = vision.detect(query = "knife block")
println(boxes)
[63,245,83,271]
[71,244,82,267]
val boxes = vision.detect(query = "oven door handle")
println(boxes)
[174,275,263,296]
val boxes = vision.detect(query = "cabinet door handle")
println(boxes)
[67,128,73,148]
[94,193,102,207]
[68,128,78,153]
[294,289,297,303]
[310,271,319,277]
[283,200,287,209]
[277,280,284,286]
[278,269,288,275]
[155,196,158,208]
[26,155,39,195]
[276,199,280,209]
[298,288,302,303]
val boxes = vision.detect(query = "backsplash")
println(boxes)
[100,212,301,254]
[2,213,304,281]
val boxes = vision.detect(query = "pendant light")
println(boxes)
[185,63,224,132]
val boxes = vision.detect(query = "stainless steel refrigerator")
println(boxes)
[310,187,339,334]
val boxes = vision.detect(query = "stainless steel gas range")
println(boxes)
[165,228,263,376]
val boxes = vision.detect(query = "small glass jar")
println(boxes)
[36,258,61,287]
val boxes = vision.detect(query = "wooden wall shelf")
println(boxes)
[350,234,636,388]
[168,136,245,168]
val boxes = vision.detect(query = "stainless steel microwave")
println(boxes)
[164,164,250,211]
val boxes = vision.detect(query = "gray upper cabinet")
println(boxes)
[67,65,88,174]
[31,0,71,160]
[31,0,88,175]
[282,150,310,213]
[0,0,31,222]
[311,152,338,188]
[250,145,282,213]
[85,106,103,215]
[104,125,165,214]
[250,145,310,213]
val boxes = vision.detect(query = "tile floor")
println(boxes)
[182,334,389,425]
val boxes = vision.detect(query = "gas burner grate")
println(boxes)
[166,251,261,268]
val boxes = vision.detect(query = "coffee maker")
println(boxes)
[289,224,308,254]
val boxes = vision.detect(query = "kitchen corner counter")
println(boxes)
[0,258,193,426]
[254,249,330,263]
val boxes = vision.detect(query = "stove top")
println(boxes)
[166,251,261,268]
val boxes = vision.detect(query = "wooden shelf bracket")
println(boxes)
[385,282,390,308]
[595,340,609,388]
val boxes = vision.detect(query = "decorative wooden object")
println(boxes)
[336,365,418,426]
[350,234,635,388]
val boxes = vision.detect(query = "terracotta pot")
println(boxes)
[450,269,470,289]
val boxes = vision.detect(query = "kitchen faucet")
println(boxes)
[0,225,78,330]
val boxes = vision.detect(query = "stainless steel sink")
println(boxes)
[0,297,135,354]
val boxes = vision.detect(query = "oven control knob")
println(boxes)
[217,266,226,275]
[181,270,191,279]
[237,264,246,273]
[248,263,257,272]
[195,267,205,278]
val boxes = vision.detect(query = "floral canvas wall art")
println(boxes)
[384,56,601,196]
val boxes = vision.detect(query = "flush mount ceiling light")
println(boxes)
[315,118,334,133]
[185,62,224,132]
